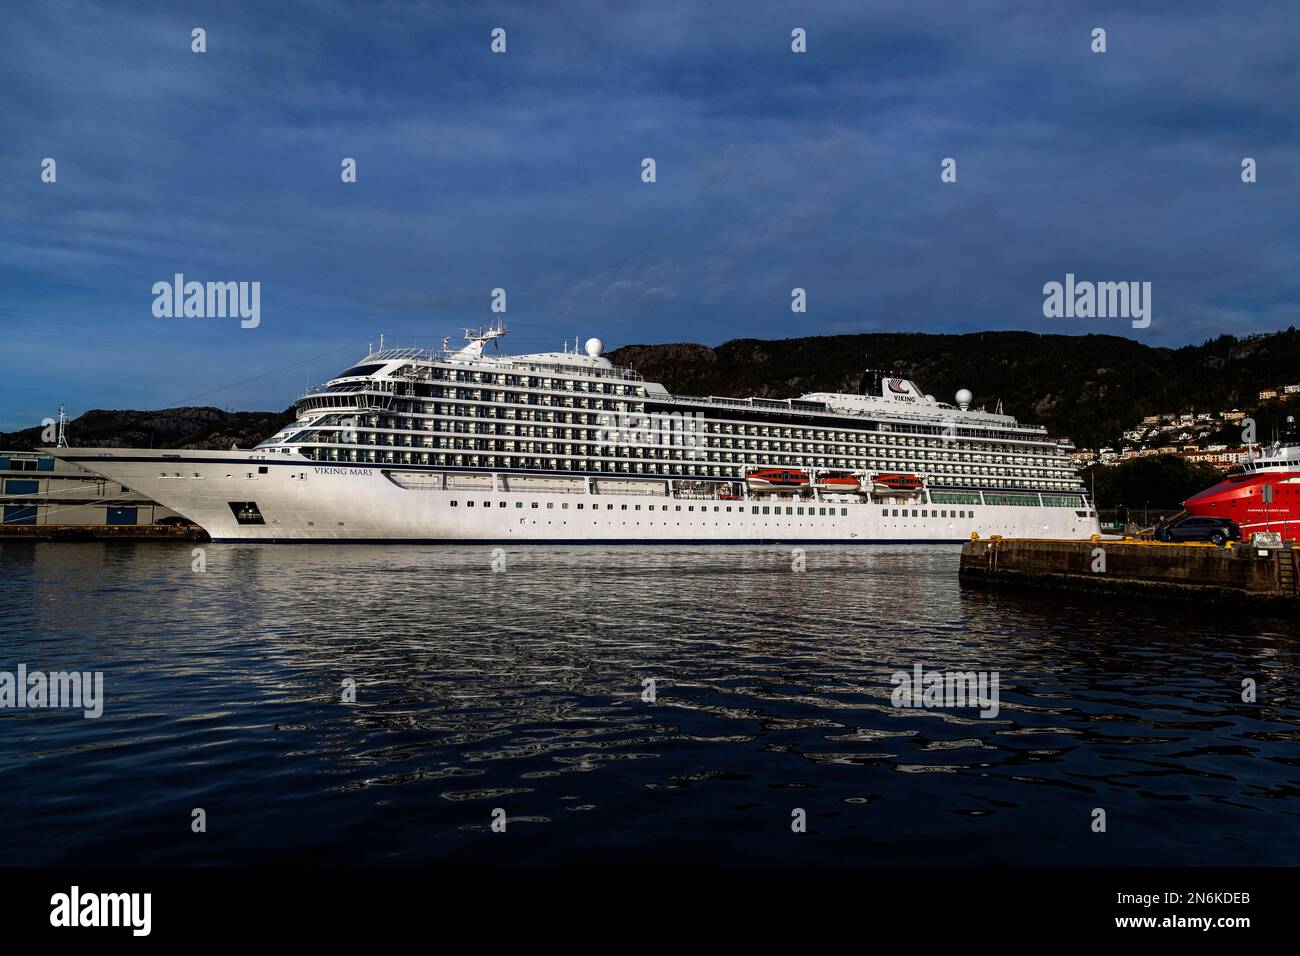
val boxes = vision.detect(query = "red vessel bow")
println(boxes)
[1184,471,1300,538]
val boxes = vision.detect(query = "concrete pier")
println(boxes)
[959,536,1300,607]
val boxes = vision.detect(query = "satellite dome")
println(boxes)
[584,337,603,357]
[955,388,973,406]
[924,394,935,403]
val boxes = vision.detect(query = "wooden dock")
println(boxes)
[959,535,1300,607]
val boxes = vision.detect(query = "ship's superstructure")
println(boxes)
[49,326,1099,543]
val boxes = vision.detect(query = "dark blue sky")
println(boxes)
[3,0,1298,429]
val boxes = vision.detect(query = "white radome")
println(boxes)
[956,388,973,406]
[585,337,603,357]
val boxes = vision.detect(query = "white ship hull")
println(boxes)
[51,449,1101,544]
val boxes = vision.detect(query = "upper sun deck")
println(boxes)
[339,338,645,385]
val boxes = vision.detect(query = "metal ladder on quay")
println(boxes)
[1278,547,1299,595]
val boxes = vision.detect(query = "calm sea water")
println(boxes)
[1,540,1297,866]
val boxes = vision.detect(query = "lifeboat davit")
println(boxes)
[746,468,809,491]
[872,472,924,494]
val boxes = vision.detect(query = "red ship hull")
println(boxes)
[1183,471,1300,539]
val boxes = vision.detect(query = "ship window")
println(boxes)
[622,504,628,510]
[467,501,473,507]
[562,503,569,509]
[578,503,584,509]
[3,505,37,525]
[531,502,538,508]
[547,502,553,508]
[751,506,758,514]
[516,502,523,508]
[451,500,458,506]
[258,466,268,474]
[840,508,847,516]
[498,501,506,507]
[762,507,770,515]
[676,506,682,511]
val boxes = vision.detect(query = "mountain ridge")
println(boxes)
[608,328,1300,449]
[0,407,295,452]
[3,329,1298,452]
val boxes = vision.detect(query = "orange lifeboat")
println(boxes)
[746,468,810,491]
[819,474,862,492]
[872,473,924,493]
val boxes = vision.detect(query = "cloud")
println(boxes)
[2,0,1299,426]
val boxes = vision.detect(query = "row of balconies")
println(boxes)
[334,414,1066,462]
[309,447,1081,491]
[307,423,1072,473]
[299,434,1077,484]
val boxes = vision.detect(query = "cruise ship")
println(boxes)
[48,325,1100,543]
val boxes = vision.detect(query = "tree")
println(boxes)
[1084,456,1224,511]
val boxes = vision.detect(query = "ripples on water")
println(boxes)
[1,541,1297,865]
